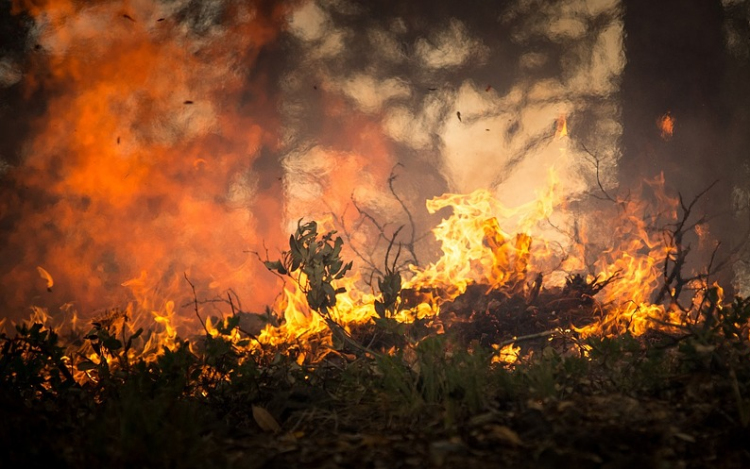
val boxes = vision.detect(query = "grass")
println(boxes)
[2,296,750,468]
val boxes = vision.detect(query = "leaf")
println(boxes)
[103,337,123,351]
[252,405,282,433]
[77,361,98,371]
[289,235,300,256]
[487,425,523,446]
[130,328,144,341]
[375,301,386,318]
[264,260,287,275]
[36,266,54,290]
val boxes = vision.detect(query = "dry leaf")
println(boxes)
[36,266,54,291]
[488,425,523,446]
[252,405,281,433]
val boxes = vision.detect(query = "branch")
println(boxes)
[388,163,420,266]
[184,273,209,335]
[495,329,561,348]
[579,142,618,204]
[654,181,719,305]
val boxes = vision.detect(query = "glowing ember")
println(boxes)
[658,112,675,140]
[492,342,520,365]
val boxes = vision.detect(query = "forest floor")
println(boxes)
[4,283,750,468]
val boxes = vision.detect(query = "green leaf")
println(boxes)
[375,301,386,318]
[289,234,300,256]
[264,260,287,275]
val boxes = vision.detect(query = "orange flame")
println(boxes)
[658,112,674,140]
[3,0,290,322]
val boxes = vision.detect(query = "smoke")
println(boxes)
[3,0,745,323]
[1,0,289,320]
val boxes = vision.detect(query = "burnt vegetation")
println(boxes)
[2,183,750,468]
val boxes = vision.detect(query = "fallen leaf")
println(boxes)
[557,400,575,412]
[487,425,523,446]
[526,399,544,411]
[252,405,281,433]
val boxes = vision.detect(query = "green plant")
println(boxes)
[0,322,75,399]
[265,219,353,317]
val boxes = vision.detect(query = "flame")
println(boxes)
[3,0,290,321]
[555,113,568,139]
[254,270,377,359]
[405,169,563,304]
[3,2,730,373]
[7,164,725,372]
[492,342,520,365]
[658,112,675,140]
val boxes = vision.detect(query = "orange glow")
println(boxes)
[658,112,674,140]
[4,0,290,324]
[10,165,724,369]
[4,2,730,372]
[492,342,520,365]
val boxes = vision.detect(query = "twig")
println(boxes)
[654,180,720,305]
[388,163,420,266]
[323,317,380,358]
[579,142,618,204]
[335,204,382,277]
[184,273,209,335]
[495,329,561,348]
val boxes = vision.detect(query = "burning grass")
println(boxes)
[2,174,750,467]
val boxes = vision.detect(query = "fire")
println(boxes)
[2,2,731,374]
[492,342,520,365]
[4,159,722,372]
[255,271,377,360]
[405,170,563,305]
[556,113,568,139]
[2,0,290,322]
[658,112,675,140]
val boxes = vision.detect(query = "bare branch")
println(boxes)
[578,142,618,204]
[184,273,209,335]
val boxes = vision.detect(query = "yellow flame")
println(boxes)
[492,342,520,365]
[405,169,563,304]
[556,113,568,139]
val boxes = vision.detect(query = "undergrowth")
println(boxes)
[2,296,750,467]
[2,226,750,468]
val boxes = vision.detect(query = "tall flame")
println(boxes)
[3,0,290,322]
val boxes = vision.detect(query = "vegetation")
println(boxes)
[2,225,750,468]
